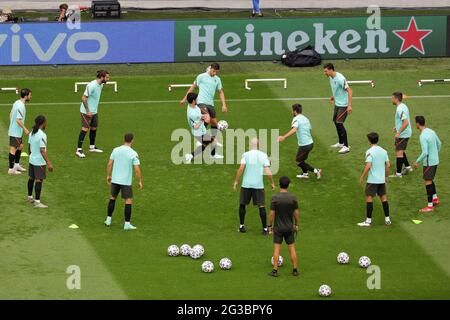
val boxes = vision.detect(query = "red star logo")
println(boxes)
[393,17,432,55]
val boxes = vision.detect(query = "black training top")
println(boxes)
[270,192,298,233]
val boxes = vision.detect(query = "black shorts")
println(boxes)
[198,104,217,119]
[80,113,99,129]
[365,183,386,197]
[296,144,313,163]
[423,166,437,180]
[395,137,409,151]
[273,231,295,245]
[29,164,47,180]
[9,136,23,148]
[111,183,133,199]
[240,188,265,206]
[333,106,348,124]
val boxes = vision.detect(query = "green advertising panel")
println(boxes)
[175,15,447,61]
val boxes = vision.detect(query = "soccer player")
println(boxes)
[233,138,275,235]
[390,92,413,178]
[27,115,53,208]
[184,92,216,163]
[180,63,227,158]
[76,70,110,158]
[413,116,442,213]
[357,132,391,227]
[267,176,299,277]
[105,133,142,230]
[7,88,31,175]
[323,63,353,154]
[278,104,322,180]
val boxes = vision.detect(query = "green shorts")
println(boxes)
[198,104,217,119]
[29,164,47,180]
[9,136,23,148]
[240,188,265,206]
[423,166,437,180]
[395,137,409,151]
[111,183,133,199]
[81,113,99,129]
[333,106,348,124]
[273,230,295,245]
[365,183,386,197]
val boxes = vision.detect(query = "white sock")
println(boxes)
[106,216,112,223]
[406,166,411,169]
[77,148,82,151]
[314,168,318,174]
[35,199,40,203]
[428,202,433,207]
[366,218,372,224]
[385,217,391,222]
[125,222,130,226]
[433,194,438,199]
[28,195,33,199]
[240,224,245,228]
[89,145,95,149]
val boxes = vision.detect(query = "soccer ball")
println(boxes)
[201,261,214,273]
[337,252,350,264]
[318,284,332,297]
[359,256,371,268]
[180,244,191,256]
[217,120,228,131]
[271,256,283,267]
[219,257,232,270]
[192,244,205,256]
[190,247,202,259]
[167,245,180,257]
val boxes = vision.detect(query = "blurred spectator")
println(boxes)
[252,0,263,17]
[1,8,18,23]
[57,3,69,21]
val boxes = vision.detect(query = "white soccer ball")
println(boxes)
[271,256,283,267]
[219,257,232,270]
[337,252,350,264]
[167,245,180,257]
[318,284,332,297]
[190,247,202,259]
[201,260,214,273]
[359,256,371,268]
[180,244,192,256]
[217,120,228,131]
[192,244,205,256]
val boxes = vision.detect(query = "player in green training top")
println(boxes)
[184,92,217,163]
[323,63,353,154]
[180,63,227,159]
[268,176,299,277]
[7,88,32,175]
[278,104,322,180]
[105,133,143,230]
[27,115,53,208]
[413,116,442,213]
[233,138,275,235]
[390,92,413,178]
[76,70,110,158]
[358,132,391,227]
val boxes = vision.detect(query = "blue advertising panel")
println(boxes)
[0,21,174,65]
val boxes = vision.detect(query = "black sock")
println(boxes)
[426,185,434,204]
[396,157,403,174]
[431,182,436,195]
[259,207,267,229]
[14,149,22,164]
[403,153,410,167]
[89,130,97,146]
[35,181,42,201]
[239,204,246,225]
[366,202,373,219]
[107,199,116,217]
[382,201,390,217]
[27,178,34,197]
[78,130,87,149]
[9,153,15,169]
[124,204,132,222]
[341,125,348,147]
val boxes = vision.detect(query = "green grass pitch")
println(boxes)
[0,59,449,299]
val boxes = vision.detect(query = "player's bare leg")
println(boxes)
[269,244,281,277]
[288,244,299,276]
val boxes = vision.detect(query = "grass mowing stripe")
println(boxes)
[0,122,127,299]
[1,95,450,107]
